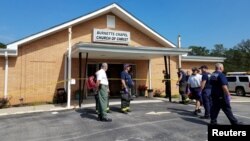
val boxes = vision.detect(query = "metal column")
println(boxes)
[78,53,82,107]
[164,56,172,102]
[81,53,88,106]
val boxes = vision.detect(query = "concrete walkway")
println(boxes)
[0,97,164,117]
[1,95,249,117]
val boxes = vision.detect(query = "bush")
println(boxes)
[138,85,148,91]
[154,89,164,97]
[0,98,10,108]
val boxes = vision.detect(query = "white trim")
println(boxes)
[67,27,72,108]
[73,43,190,56]
[7,4,114,50]
[0,49,17,56]
[7,3,175,50]
[181,56,226,62]
[4,52,8,98]
[149,60,152,89]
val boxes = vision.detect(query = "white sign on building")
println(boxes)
[93,29,130,44]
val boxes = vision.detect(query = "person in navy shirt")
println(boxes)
[121,64,134,114]
[199,65,212,119]
[210,63,241,125]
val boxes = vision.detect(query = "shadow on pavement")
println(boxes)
[75,106,122,121]
[167,107,208,125]
[110,106,122,113]
[75,108,98,121]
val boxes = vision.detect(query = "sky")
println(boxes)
[0,0,250,49]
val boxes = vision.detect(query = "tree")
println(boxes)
[188,46,210,56]
[210,44,227,57]
[224,39,250,72]
[0,42,6,48]
[224,49,242,72]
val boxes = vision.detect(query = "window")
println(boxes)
[239,77,249,82]
[107,15,115,28]
[227,77,236,82]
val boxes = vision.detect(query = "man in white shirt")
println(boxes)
[188,67,202,115]
[96,63,112,122]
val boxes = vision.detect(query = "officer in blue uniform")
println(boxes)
[176,68,188,103]
[200,65,212,119]
[210,63,240,125]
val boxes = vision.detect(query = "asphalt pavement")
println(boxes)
[0,99,249,141]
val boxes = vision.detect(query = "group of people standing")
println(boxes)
[87,63,134,122]
[177,63,242,125]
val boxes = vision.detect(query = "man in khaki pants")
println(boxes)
[96,63,112,122]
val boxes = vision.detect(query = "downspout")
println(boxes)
[148,60,152,89]
[64,54,67,91]
[178,35,182,68]
[4,51,8,99]
[67,27,72,108]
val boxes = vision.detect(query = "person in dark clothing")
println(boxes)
[121,64,134,114]
[86,75,98,113]
[177,68,188,103]
[185,71,191,98]
[210,63,241,125]
[199,65,212,119]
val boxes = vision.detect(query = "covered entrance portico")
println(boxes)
[66,43,190,108]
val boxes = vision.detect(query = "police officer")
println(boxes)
[96,63,112,122]
[121,64,134,114]
[210,63,241,125]
[199,65,212,119]
[176,68,188,104]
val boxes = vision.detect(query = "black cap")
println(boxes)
[199,65,208,69]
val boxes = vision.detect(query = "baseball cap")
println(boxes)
[199,65,208,69]
[124,64,131,68]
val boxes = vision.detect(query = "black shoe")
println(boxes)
[101,117,112,122]
[179,101,184,104]
[106,110,112,113]
[97,115,103,121]
[209,122,218,125]
[121,111,128,114]
[233,122,244,125]
[200,116,210,119]
[197,109,202,113]
[193,110,198,116]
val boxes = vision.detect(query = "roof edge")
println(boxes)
[182,55,226,62]
[7,3,176,50]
